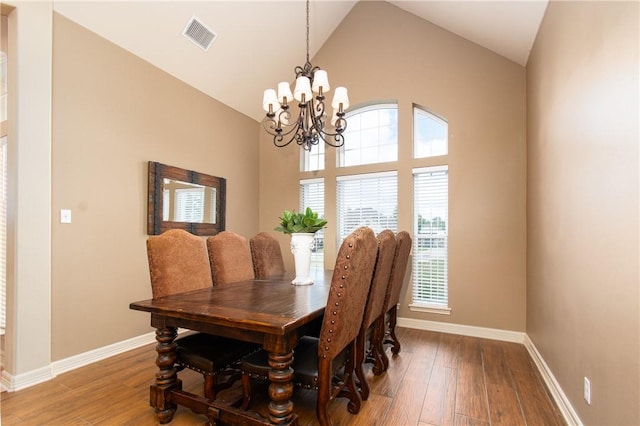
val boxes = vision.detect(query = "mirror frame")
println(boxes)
[147,161,226,236]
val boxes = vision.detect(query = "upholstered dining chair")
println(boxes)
[146,229,259,400]
[376,230,412,373]
[240,226,379,426]
[206,231,255,285]
[249,232,285,279]
[354,229,396,400]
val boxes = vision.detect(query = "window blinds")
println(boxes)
[300,178,325,268]
[175,188,205,222]
[0,139,5,331]
[412,166,448,306]
[336,171,398,242]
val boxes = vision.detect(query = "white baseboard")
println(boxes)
[397,317,579,426]
[51,331,158,377]
[524,335,583,426]
[1,331,157,393]
[1,364,54,393]
[397,316,526,343]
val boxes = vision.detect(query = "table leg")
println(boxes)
[150,326,182,424]
[267,351,295,424]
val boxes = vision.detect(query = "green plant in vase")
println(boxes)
[274,207,326,285]
[274,207,327,235]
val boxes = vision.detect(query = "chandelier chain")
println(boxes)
[306,0,310,64]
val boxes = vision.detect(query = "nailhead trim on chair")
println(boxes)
[178,346,261,376]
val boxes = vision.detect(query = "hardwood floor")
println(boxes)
[1,327,566,426]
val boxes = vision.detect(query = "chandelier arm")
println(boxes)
[316,130,345,148]
[263,116,310,148]
[263,108,298,136]
[312,97,325,119]
[315,113,347,147]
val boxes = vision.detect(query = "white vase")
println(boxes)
[290,233,315,285]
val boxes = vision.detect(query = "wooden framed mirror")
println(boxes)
[147,161,226,235]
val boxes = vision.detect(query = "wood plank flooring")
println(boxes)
[1,327,566,425]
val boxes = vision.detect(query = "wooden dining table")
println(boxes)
[129,269,333,425]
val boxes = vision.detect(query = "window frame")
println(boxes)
[410,165,450,314]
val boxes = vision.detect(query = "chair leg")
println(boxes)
[204,374,216,400]
[387,306,401,355]
[377,314,390,373]
[342,343,362,415]
[240,374,252,410]
[354,331,370,400]
[316,361,333,426]
[370,317,386,376]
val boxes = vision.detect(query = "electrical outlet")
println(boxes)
[584,377,591,405]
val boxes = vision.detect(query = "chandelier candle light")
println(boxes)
[262,0,349,151]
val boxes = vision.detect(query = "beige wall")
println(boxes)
[259,1,527,331]
[50,13,260,361]
[526,1,639,425]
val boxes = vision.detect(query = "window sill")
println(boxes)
[409,303,451,315]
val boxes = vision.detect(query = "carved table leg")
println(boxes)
[150,326,182,424]
[267,351,294,424]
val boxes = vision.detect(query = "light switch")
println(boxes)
[60,209,72,224]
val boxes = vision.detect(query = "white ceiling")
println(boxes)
[53,0,548,122]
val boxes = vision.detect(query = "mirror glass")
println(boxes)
[148,161,226,235]
[162,178,217,224]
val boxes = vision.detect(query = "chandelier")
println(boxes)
[261,0,349,151]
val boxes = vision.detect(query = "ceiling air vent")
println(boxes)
[182,16,216,51]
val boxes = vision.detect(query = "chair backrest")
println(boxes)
[383,231,412,313]
[361,230,397,331]
[318,226,378,360]
[146,229,213,299]
[206,231,255,285]
[250,232,285,278]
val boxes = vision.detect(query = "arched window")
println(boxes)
[414,107,447,158]
[337,103,398,167]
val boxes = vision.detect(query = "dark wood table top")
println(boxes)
[130,270,333,340]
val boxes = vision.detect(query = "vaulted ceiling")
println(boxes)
[53,1,548,122]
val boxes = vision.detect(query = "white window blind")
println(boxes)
[175,188,205,222]
[162,189,170,220]
[0,138,5,330]
[336,171,398,243]
[207,187,217,224]
[300,178,325,269]
[412,166,448,307]
[0,51,6,123]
